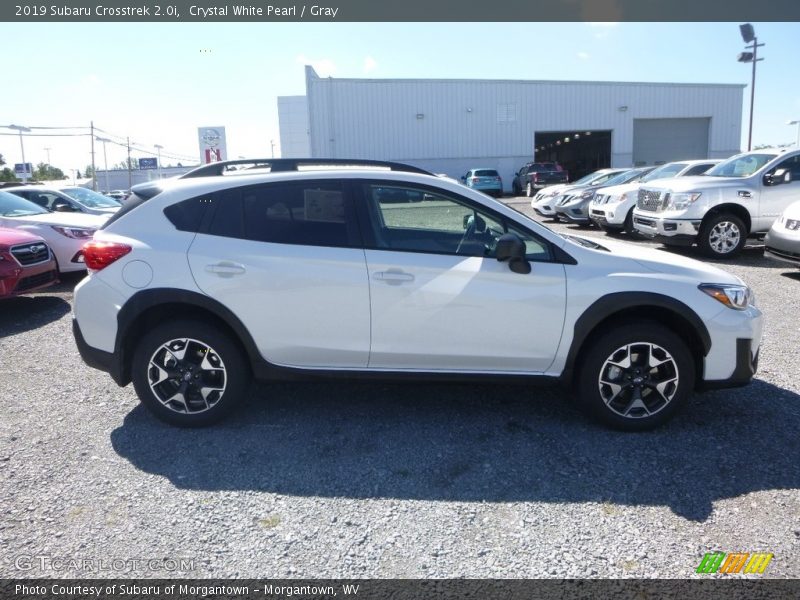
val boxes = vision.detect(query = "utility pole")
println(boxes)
[96,137,110,193]
[127,136,132,190]
[154,144,163,179]
[90,121,97,190]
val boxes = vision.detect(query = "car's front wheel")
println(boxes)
[131,319,251,427]
[576,321,695,431]
[698,213,747,258]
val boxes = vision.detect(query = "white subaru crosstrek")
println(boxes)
[72,159,763,431]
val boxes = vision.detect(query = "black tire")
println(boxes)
[131,319,251,427]
[576,320,695,431]
[623,208,636,235]
[512,182,520,196]
[698,213,747,258]
[525,182,534,198]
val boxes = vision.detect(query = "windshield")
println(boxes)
[603,169,642,187]
[0,190,50,217]
[572,171,604,185]
[60,187,121,208]
[704,153,777,178]
[641,163,688,182]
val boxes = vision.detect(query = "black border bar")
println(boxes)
[2,579,800,600]
[3,0,800,22]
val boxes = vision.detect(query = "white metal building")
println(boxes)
[279,66,744,190]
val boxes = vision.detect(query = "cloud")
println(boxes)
[363,56,378,74]
[295,54,337,77]
[577,52,590,60]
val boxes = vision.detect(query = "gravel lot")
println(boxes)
[1,196,799,579]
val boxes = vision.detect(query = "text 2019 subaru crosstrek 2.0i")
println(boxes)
[72,159,763,431]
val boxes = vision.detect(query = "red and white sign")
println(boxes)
[198,127,227,164]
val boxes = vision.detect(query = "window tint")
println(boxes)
[362,182,551,261]
[474,169,499,177]
[208,181,356,248]
[163,196,212,232]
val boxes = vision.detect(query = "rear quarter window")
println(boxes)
[163,196,213,232]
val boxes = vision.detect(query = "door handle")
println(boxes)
[373,270,415,284]
[738,190,752,199]
[205,262,246,277]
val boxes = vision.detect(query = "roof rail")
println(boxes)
[179,158,434,179]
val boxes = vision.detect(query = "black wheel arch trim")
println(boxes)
[112,288,264,386]
[560,292,712,384]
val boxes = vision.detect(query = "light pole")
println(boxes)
[154,144,163,179]
[95,136,111,193]
[788,120,800,148]
[8,124,31,182]
[737,24,764,152]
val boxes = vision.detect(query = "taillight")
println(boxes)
[534,173,541,182]
[82,241,132,271]
[472,177,480,183]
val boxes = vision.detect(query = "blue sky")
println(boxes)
[2,22,799,172]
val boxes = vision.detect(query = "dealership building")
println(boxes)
[278,66,744,190]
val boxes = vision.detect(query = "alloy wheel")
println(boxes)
[597,342,679,419]
[147,337,227,414]
[708,221,741,255]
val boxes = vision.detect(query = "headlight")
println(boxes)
[51,226,95,239]
[665,192,702,210]
[699,283,754,310]
[786,218,800,231]
[580,190,594,199]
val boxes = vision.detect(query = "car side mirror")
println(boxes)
[495,233,531,274]
[764,168,791,186]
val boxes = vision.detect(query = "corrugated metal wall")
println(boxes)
[299,66,743,189]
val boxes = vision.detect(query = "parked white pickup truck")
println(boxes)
[632,148,800,258]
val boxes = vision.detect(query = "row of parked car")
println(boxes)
[527,147,800,261]
[0,185,124,298]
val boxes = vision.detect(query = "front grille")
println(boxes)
[591,209,605,217]
[16,269,57,292]
[637,189,664,212]
[594,194,606,204]
[10,242,50,266]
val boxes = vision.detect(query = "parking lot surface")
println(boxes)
[1,196,799,578]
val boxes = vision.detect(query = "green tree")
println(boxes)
[0,167,18,182]
[33,163,65,181]
[0,153,5,166]
[115,158,139,170]
[84,165,96,178]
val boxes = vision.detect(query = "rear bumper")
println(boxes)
[73,318,126,386]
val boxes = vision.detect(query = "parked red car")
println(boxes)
[0,228,59,298]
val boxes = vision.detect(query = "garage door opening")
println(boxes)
[534,130,611,182]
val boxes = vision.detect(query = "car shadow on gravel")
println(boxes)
[110,378,800,522]
[0,295,71,337]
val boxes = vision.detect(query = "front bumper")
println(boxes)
[700,338,760,390]
[764,228,800,266]
[532,202,557,217]
[632,212,701,245]
[554,204,591,224]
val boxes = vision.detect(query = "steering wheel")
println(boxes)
[456,213,485,255]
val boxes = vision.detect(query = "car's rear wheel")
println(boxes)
[576,321,695,431]
[132,319,251,427]
[698,213,747,258]
[526,182,534,197]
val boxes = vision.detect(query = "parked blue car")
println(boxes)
[461,168,503,197]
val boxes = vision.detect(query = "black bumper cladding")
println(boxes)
[72,318,125,386]
[701,338,759,391]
